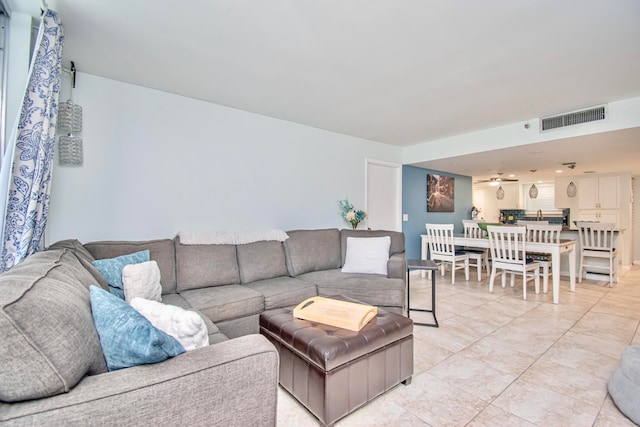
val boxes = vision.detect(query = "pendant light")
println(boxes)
[528,169,538,198]
[496,186,505,200]
[563,163,578,197]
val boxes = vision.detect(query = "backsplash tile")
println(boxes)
[499,209,569,225]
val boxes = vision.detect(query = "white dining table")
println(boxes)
[420,234,577,304]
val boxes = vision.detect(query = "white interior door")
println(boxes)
[365,159,402,231]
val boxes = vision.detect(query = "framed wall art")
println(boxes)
[427,174,455,212]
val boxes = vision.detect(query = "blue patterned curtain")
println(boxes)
[0,10,64,272]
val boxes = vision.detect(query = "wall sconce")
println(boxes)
[567,181,577,197]
[58,134,83,165]
[57,61,83,166]
[496,186,505,200]
[529,184,538,199]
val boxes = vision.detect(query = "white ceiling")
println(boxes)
[7,0,640,181]
[412,127,640,184]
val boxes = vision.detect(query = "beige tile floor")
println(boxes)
[276,266,640,426]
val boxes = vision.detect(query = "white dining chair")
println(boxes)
[525,223,562,293]
[487,225,540,300]
[576,222,618,286]
[425,223,469,285]
[462,220,490,281]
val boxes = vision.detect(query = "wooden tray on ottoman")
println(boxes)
[293,296,377,331]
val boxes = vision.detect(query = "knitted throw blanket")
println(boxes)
[178,229,289,245]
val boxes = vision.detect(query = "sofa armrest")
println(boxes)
[0,335,279,427]
[387,253,406,280]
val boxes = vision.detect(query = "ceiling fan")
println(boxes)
[474,172,518,186]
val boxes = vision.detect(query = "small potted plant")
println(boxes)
[471,206,481,219]
[338,199,367,229]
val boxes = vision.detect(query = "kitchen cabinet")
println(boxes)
[578,176,618,209]
[576,209,619,226]
[577,175,620,228]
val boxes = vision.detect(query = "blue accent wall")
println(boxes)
[402,165,473,260]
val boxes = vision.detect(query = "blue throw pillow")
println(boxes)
[89,286,185,371]
[92,250,150,299]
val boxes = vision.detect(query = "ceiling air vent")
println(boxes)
[540,105,606,131]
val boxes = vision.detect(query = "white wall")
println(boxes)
[46,73,403,243]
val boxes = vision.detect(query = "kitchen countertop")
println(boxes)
[562,228,625,233]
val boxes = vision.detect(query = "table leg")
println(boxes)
[431,266,438,327]
[552,247,560,304]
[406,269,411,317]
[569,247,576,292]
[407,267,438,327]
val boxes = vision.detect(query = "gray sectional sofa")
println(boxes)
[0,228,406,426]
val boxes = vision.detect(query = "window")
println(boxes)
[521,182,560,214]
[0,8,6,158]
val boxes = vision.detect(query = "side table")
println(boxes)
[407,259,438,327]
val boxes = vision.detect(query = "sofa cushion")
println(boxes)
[46,248,109,291]
[84,239,178,295]
[180,285,264,323]
[130,298,209,351]
[283,229,341,277]
[92,250,150,299]
[175,237,240,291]
[237,241,288,284]
[90,286,185,371]
[0,250,108,402]
[298,269,405,309]
[341,236,391,275]
[122,260,162,303]
[161,293,228,344]
[245,277,317,310]
[48,239,110,290]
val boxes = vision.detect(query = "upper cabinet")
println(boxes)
[577,176,618,210]
[573,174,629,229]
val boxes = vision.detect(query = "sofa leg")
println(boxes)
[402,376,412,386]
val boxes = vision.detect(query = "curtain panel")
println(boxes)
[0,9,64,272]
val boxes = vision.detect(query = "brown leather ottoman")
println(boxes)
[260,296,413,427]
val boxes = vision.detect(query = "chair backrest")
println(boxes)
[487,225,527,267]
[526,223,562,243]
[463,221,486,239]
[425,223,456,256]
[576,222,615,252]
[517,220,549,225]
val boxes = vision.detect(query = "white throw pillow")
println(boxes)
[122,260,162,303]
[130,298,209,351]
[341,236,391,275]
